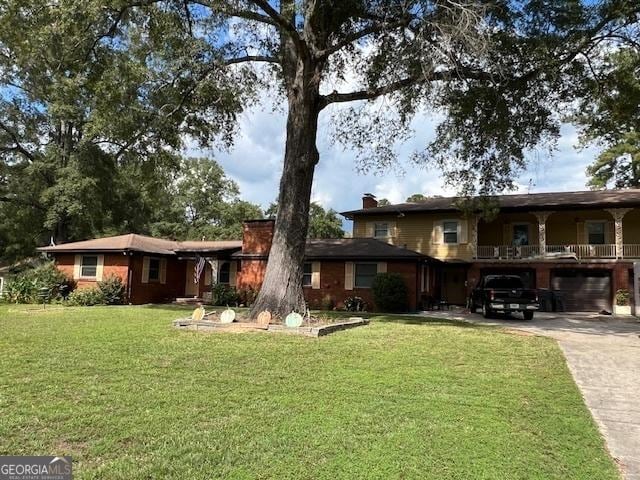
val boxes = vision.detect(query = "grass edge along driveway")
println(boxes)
[0,305,620,480]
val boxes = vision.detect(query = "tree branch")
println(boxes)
[319,68,491,109]
[225,55,279,65]
[247,0,304,52]
[0,121,34,162]
[317,17,414,59]
[192,1,278,27]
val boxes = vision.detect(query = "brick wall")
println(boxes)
[54,253,130,290]
[236,260,267,291]
[238,258,420,311]
[242,220,274,254]
[128,254,186,304]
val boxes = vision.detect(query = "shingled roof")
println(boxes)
[341,189,640,218]
[233,238,438,262]
[37,234,242,255]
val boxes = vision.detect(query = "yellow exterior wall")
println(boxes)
[353,213,474,261]
[478,212,540,246]
[351,207,640,261]
[622,209,640,244]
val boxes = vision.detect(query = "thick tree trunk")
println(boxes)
[250,74,321,319]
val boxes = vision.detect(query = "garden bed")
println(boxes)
[172,315,369,337]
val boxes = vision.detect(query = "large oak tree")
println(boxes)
[168,0,636,318]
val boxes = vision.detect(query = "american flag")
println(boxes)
[194,257,206,284]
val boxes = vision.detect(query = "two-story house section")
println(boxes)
[342,190,640,312]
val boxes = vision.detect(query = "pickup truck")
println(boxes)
[469,275,539,319]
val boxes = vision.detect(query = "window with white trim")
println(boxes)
[302,262,312,287]
[354,263,377,288]
[587,221,606,245]
[374,223,389,238]
[443,221,458,244]
[148,258,161,282]
[80,255,98,278]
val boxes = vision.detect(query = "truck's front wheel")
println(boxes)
[482,303,492,319]
[523,311,534,320]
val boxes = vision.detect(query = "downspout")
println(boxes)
[125,252,133,304]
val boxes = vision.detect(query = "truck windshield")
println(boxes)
[485,277,524,289]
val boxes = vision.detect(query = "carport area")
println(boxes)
[424,310,640,480]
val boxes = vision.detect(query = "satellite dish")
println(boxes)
[220,309,236,324]
[256,311,271,326]
[285,312,303,328]
[191,307,205,322]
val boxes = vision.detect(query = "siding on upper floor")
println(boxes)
[352,207,640,261]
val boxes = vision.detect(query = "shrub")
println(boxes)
[615,289,630,306]
[237,286,258,307]
[67,287,106,306]
[343,296,366,312]
[372,273,409,312]
[4,262,70,303]
[97,274,126,305]
[212,284,239,306]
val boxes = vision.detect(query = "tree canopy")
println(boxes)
[578,48,640,189]
[0,0,250,260]
[266,201,344,239]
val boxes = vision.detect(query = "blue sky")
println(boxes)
[196,104,601,231]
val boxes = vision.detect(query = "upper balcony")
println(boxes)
[474,208,640,262]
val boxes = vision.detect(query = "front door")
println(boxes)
[185,260,199,297]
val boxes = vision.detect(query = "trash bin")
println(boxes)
[552,292,565,312]
[537,289,553,312]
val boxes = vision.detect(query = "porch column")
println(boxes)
[208,258,219,285]
[469,215,479,259]
[605,208,632,258]
[534,211,552,257]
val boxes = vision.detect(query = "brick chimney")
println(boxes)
[242,219,275,255]
[362,193,378,209]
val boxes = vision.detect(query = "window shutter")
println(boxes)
[344,262,354,290]
[606,221,615,244]
[142,256,150,284]
[459,219,468,244]
[377,262,387,273]
[311,261,321,289]
[576,222,585,244]
[96,255,104,281]
[431,222,443,245]
[365,222,375,237]
[73,255,81,280]
[160,258,167,284]
[229,261,237,286]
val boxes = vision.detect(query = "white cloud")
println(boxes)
[189,103,602,232]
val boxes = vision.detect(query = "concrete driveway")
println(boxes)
[424,310,640,480]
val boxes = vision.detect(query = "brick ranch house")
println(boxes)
[40,189,640,313]
[39,219,439,310]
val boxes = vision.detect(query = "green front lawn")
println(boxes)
[0,305,618,479]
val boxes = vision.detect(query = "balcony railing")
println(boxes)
[474,244,640,260]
